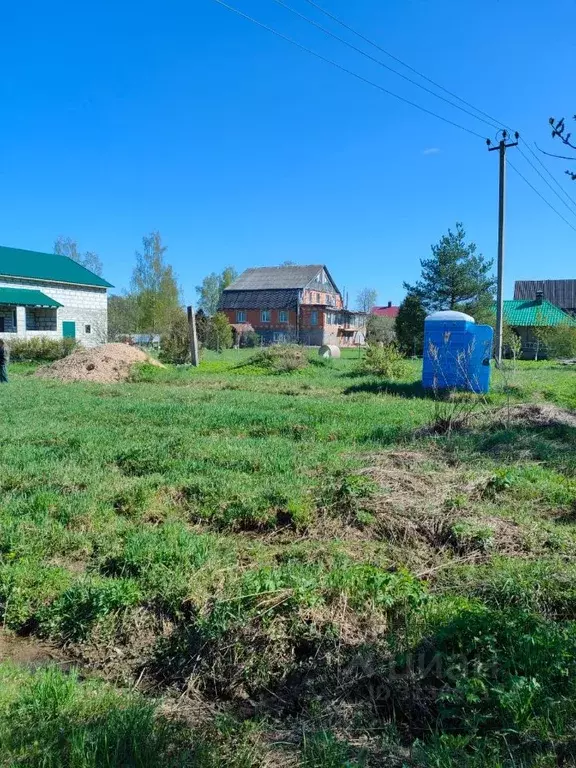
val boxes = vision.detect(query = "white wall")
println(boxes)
[0,276,108,347]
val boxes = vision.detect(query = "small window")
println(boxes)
[85,324,92,334]
[315,293,321,303]
[279,310,288,323]
[236,310,246,323]
[310,310,318,326]
[261,310,271,323]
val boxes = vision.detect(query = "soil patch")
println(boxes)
[36,343,163,384]
[0,630,65,669]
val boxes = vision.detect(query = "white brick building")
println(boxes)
[0,246,112,348]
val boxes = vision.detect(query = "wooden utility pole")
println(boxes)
[487,130,519,365]
[187,305,200,367]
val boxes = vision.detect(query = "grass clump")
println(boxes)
[243,344,309,373]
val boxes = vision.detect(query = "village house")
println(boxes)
[514,280,576,317]
[372,302,400,319]
[219,265,366,346]
[0,245,112,347]
[503,292,576,358]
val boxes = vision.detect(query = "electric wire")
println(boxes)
[507,159,576,233]
[210,0,487,139]
[270,0,501,131]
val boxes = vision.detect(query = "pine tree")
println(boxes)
[404,223,495,313]
[395,294,427,355]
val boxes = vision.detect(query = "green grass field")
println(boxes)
[1,352,576,766]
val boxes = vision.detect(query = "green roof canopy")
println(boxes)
[501,299,576,327]
[0,287,63,308]
[0,246,112,288]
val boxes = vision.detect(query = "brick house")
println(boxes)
[219,265,366,346]
[0,245,112,347]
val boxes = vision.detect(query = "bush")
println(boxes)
[241,330,260,348]
[247,344,308,373]
[360,344,409,379]
[366,315,396,345]
[539,325,576,359]
[159,310,190,364]
[205,313,233,351]
[7,337,77,362]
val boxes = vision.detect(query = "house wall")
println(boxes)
[301,289,343,308]
[0,276,107,347]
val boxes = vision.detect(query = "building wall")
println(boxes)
[0,276,107,347]
[301,289,343,308]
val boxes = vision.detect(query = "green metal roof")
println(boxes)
[502,299,576,327]
[0,287,63,308]
[0,246,112,288]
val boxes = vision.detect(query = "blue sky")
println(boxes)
[1,0,575,306]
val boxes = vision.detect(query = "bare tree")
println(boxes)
[541,116,576,180]
[356,287,378,314]
[54,236,103,276]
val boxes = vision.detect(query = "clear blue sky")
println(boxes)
[1,0,575,306]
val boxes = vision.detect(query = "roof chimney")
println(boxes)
[535,290,544,304]
[388,301,392,308]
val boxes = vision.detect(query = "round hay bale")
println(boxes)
[318,344,341,359]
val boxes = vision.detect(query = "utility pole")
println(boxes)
[487,130,519,366]
[187,305,200,367]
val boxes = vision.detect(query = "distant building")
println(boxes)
[502,293,576,358]
[219,265,366,346]
[372,301,400,319]
[0,245,112,347]
[514,280,576,317]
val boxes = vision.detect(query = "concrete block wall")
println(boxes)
[0,277,107,347]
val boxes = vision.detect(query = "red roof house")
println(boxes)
[372,302,399,319]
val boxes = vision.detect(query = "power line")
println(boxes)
[209,0,487,140]
[270,0,500,132]
[300,0,510,133]
[507,158,576,233]
[519,138,576,215]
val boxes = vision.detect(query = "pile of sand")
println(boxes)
[36,343,163,384]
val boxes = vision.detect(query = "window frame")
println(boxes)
[278,310,288,323]
[85,324,92,334]
[261,310,271,323]
[236,310,246,323]
[310,310,318,326]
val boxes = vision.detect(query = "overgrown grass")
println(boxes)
[0,358,575,765]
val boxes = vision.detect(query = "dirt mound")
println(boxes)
[36,343,163,383]
[492,403,576,429]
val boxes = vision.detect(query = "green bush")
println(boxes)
[159,310,190,364]
[8,337,77,362]
[246,344,308,373]
[359,343,409,379]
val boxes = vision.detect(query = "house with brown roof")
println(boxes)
[514,280,576,317]
[219,265,366,346]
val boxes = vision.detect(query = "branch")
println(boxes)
[534,142,576,162]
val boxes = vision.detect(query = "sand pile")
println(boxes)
[36,343,163,383]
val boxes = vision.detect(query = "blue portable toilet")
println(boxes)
[422,310,494,394]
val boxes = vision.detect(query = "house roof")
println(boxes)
[220,289,299,311]
[226,265,328,291]
[0,245,113,288]
[372,305,399,318]
[514,280,576,310]
[502,299,576,327]
[0,287,63,308]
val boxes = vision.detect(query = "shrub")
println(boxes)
[241,330,260,348]
[247,344,308,373]
[366,315,396,345]
[205,313,233,351]
[8,337,77,362]
[159,310,190,364]
[360,344,409,379]
[539,325,576,359]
